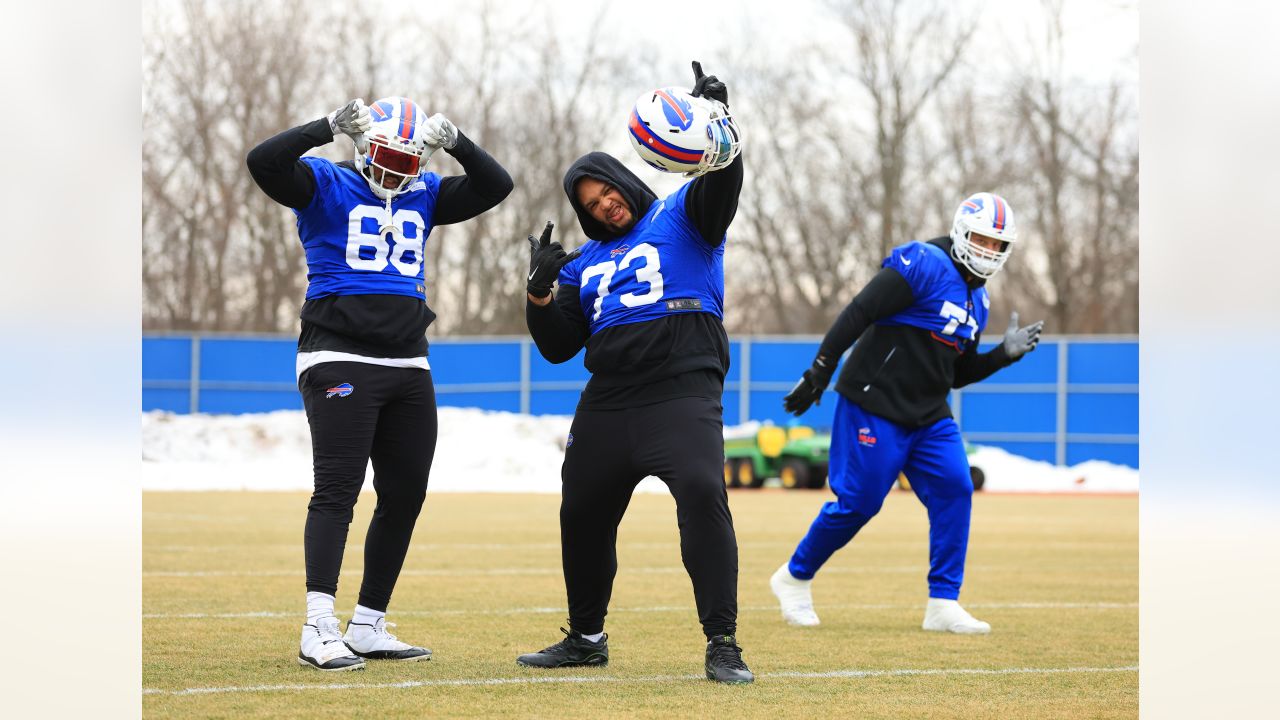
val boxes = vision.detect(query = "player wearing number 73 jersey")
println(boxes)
[247,96,511,671]
[770,192,1045,636]
[519,63,753,684]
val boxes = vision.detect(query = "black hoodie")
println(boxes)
[561,152,659,242]
[526,152,744,410]
[818,236,1016,427]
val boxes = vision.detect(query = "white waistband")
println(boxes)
[296,351,430,379]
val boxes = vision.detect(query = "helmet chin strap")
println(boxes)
[378,192,401,241]
[360,167,402,240]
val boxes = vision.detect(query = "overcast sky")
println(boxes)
[532,0,1137,86]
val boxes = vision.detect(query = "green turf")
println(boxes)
[143,490,1137,718]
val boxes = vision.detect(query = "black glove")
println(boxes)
[782,354,836,416]
[1001,311,1044,360]
[690,60,729,107]
[526,222,581,299]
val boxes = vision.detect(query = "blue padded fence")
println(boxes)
[143,334,1138,468]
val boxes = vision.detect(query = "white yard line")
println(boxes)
[142,565,973,578]
[148,540,1126,553]
[142,664,1139,696]
[142,601,1137,620]
[140,566,942,576]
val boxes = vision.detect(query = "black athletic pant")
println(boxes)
[560,395,738,638]
[298,361,438,612]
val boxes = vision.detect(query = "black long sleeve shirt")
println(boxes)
[246,118,513,357]
[526,153,743,409]
[819,236,1016,427]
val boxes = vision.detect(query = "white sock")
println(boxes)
[580,631,604,643]
[351,604,386,627]
[306,591,336,624]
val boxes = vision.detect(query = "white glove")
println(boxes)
[327,98,371,141]
[421,113,459,150]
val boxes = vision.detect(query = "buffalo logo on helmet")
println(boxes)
[654,88,695,131]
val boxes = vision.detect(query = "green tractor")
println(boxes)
[723,425,986,492]
[723,425,830,490]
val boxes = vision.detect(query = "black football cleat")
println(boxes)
[705,635,754,684]
[516,626,609,668]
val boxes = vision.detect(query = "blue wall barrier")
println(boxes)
[143,334,1138,468]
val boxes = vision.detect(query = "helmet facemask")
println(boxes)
[695,101,742,177]
[362,135,426,198]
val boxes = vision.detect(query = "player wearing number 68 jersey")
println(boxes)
[769,192,1044,637]
[247,96,511,671]
[518,62,753,684]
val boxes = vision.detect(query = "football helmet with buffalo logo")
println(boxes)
[628,87,741,177]
[949,192,1019,278]
[355,96,434,200]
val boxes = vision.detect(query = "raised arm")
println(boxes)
[683,60,743,245]
[684,153,743,244]
[246,99,370,209]
[425,114,514,225]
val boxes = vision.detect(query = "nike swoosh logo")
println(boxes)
[528,272,536,281]
[901,257,912,265]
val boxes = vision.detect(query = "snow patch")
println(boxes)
[141,409,1137,494]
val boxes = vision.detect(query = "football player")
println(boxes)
[515,62,753,683]
[247,96,512,670]
[770,193,1044,635]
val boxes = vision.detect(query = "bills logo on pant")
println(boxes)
[857,427,877,447]
[326,383,354,398]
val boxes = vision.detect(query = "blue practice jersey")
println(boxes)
[558,184,724,335]
[295,157,442,301]
[878,241,989,352]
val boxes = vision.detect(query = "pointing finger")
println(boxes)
[692,60,705,81]
[539,221,554,246]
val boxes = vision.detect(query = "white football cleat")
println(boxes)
[922,598,991,634]
[344,617,432,661]
[298,617,366,671]
[770,563,820,627]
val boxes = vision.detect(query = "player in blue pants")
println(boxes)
[771,193,1044,634]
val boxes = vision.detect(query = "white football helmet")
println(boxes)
[949,192,1018,278]
[355,97,434,200]
[628,87,741,177]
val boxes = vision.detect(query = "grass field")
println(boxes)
[143,490,1137,719]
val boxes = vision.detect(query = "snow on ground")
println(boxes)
[141,408,1137,494]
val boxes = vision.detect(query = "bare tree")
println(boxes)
[142,0,1137,337]
[1006,0,1139,333]
[827,0,976,260]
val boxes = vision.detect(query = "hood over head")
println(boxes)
[562,152,658,241]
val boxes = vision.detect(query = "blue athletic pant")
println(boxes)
[787,395,974,600]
